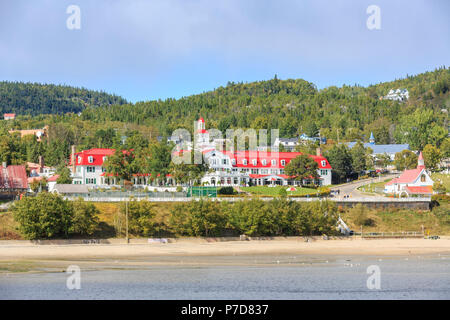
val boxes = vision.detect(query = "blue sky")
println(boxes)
[0,0,449,102]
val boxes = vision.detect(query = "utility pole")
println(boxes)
[125,200,129,244]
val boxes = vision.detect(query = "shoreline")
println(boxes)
[1,237,449,261]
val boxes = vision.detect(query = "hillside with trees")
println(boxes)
[0,67,448,174]
[80,67,449,149]
[0,81,127,115]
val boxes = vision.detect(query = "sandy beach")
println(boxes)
[1,237,449,262]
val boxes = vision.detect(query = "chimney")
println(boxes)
[38,156,44,173]
[316,147,322,156]
[71,145,76,173]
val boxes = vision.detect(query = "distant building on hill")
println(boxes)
[9,126,48,142]
[3,113,16,120]
[382,88,409,102]
[273,137,300,151]
[347,132,410,160]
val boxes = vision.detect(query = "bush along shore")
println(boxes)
[3,193,449,240]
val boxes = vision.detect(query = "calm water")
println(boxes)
[1,255,449,299]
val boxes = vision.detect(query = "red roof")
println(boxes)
[47,175,59,182]
[405,186,433,194]
[198,117,205,123]
[0,165,28,189]
[197,129,208,134]
[70,148,116,166]
[3,113,15,117]
[385,167,424,185]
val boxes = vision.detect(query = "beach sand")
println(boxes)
[1,237,449,262]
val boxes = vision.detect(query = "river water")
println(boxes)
[1,254,449,299]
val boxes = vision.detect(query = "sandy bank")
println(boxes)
[0,238,449,261]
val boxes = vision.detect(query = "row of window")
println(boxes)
[211,157,327,168]
[77,156,108,164]
[211,158,287,166]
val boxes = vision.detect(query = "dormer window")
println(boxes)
[243,159,248,165]
[252,159,257,166]
[271,159,276,166]
[321,160,326,167]
[231,159,236,165]
[281,160,286,166]
[77,156,82,164]
[262,159,267,166]
[103,156,107,162]
[88,156,93,163]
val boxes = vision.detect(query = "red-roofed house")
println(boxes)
[384,152,433,196]
[3,113,16,120]
[69,148,175,188]
[69,148,116,186]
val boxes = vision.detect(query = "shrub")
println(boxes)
[169,200,226,236]
[119,200,156,236]
[278,188,287,197]
[218,186,236,195]
[12,193,73,239]
[70,198,100,236]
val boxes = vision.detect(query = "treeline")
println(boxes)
[113,198,339,238]
[0,81,127,115]
[11,195,340,239]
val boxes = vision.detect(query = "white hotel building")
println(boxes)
[69,118,332,187]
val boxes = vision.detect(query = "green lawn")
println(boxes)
[241,186,318,196]
[357,178,392,195]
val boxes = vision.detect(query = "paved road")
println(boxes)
[330,174,398,199]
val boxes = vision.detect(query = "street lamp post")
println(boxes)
[125,200,129,244]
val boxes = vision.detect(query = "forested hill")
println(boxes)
[82,67,449,144]
[0,82,127,115]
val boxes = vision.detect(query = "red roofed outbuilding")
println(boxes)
[384,152,433,196]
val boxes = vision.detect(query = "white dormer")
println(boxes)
[103,156,107,162]
[77,156,82,164]
[231,158,236,165]
[262,159,267,166]
[321,160,327,167]
[88,156,93,163]
[271,159,277,166]
[243,159,248,165]
[252,159,257,166]
[281,160,286,166]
